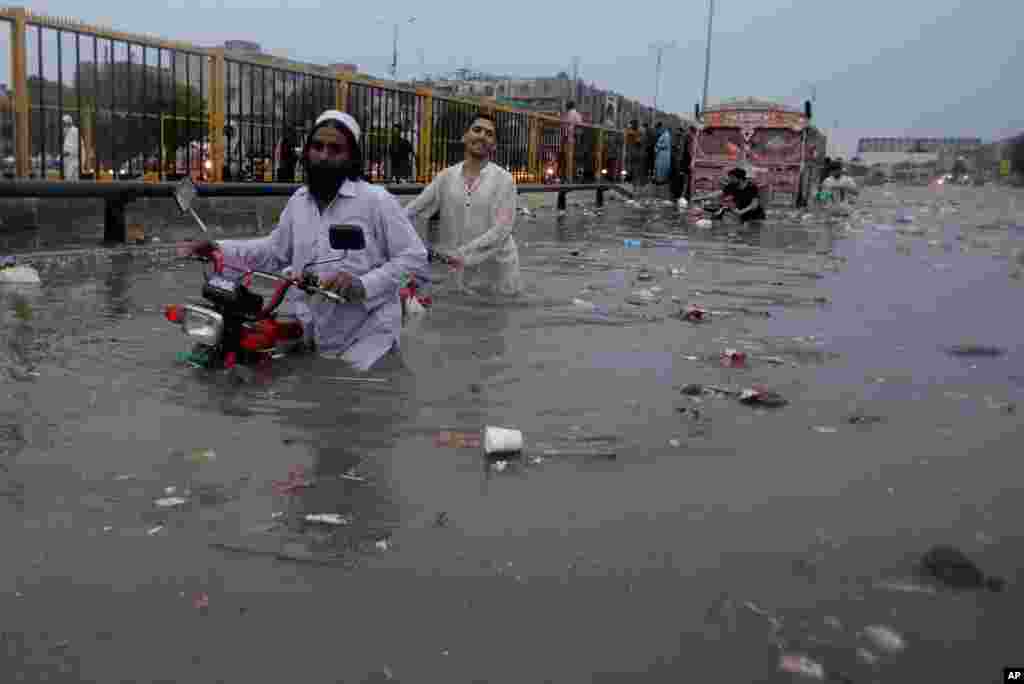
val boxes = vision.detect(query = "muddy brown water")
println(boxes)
[0,185,1022,683]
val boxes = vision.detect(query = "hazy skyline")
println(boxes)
[5,0,1021,157]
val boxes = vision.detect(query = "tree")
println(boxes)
[71,61,207,172]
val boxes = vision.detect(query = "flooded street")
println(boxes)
[2,184,1023,683]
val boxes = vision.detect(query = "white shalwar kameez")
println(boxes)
[405,161,522,296]
[216,179,428,371]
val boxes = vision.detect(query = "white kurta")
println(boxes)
[216,179,428,372]
[405,161,522,296]
[63,126,79,181]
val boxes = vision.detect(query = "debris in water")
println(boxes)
[778,654,825,680]
[847,413,885,426]
[304,513,352,526]
[812,426,838,434]
[739,386,788,408]
[919,544,1006,591]
[147,525,165,536]
[682,305,708,322]
[861,625,906,654]
[668,439,681,448]
[375,538,391,552]
[272,465,312,495]
[154,496,188,508]
[856,648,879,665]
[436,430,482,449]
[720,349,747,368]
[743,600,769,617]
[186,448,217,463]
[946,344,1005,357]
[193,593,210,612]
[873,579,936,595]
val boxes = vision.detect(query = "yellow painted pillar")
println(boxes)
[335,73,350,112]
[564,123,575,182]
[208,49,225,183]
[416,87,433,182]
[527,114,539,183]
[11,8,29,178]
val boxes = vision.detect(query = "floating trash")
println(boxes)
[738,386,788,408]
[919,544,1006,591]
[720,349,747,368]
[154,496,188,508]
[861,625,906,654]
[945,344,1005,358]
[304,513,352,526]
[436,431,482,449]
[778,654,825,680]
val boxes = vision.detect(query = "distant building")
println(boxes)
[411,70,680,128]
[856,137,983,171]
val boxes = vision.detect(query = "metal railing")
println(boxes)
[0,6,641,188]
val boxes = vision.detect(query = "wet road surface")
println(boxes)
[1,184,1023,683]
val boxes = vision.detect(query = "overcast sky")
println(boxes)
[7,0,1022,157]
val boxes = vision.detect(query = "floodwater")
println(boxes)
[1,184,1022,683]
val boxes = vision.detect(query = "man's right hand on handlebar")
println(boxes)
[177,240,220,259]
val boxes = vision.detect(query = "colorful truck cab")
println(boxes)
[691,97,826,207]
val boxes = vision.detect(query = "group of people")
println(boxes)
[624,119,696,202]
[174,105,863,373]
[179,109,519,373]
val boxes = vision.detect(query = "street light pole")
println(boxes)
[650,40,676,127]
[701,0,715,114]
[384,16,416,81]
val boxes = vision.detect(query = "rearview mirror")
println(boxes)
[329,225,366,251]
[174,177,198,214]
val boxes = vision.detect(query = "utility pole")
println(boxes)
[650,40,676,127]
[382,16,416,80]
[701,0,715,114]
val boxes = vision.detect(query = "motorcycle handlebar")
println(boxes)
[248,270,346,303]
[184,254,347,303]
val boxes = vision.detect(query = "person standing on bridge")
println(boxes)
[405,112,522,297]
[625,120,648,193]
[562,101,584,182]
[654,123,672,198]
[62,114,80,181]
[178,110,428,372]
[389,122,415,183]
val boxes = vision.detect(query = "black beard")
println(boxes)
[306,163,349,203]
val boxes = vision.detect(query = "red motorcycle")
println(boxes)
[164,224,366,370]
[164,178,368,369]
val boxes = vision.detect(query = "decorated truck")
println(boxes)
[690,97,826,207]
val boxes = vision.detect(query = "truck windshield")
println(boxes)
[749,129,802,161]
[697,128,744,158]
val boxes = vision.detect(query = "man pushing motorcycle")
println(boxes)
[178,110,428,372]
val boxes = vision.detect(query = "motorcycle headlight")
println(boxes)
[183,305,224,346]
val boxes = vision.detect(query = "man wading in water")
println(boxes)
[405,112,522,297]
